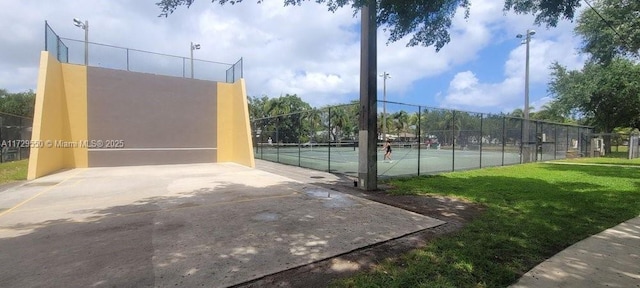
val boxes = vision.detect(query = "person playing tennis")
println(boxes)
[382,139,392,163]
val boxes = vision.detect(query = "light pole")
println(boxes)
[358,3,377,191]
[73,18,88,66]
[190,42,200,79]
[379,72,390,139]
[517,29,535,162]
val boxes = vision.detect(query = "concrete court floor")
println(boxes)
[0,163,444,288]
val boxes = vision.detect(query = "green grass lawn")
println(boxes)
[611,145,629,153]
[336,162,640,288]
[557,154,640,166]
[0,159,28,184]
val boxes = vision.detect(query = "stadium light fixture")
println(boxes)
[190,42,201,78]
[379,72,391,139]
[73,18,89,65]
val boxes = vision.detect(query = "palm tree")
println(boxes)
[510,108,524,118]
[393,111,410,134]
[329,105,349,141]
[441,110,462,146]
[408,111,419,140]
[378,112,394,139]
[302,108,322,143]
[532,103,566,123]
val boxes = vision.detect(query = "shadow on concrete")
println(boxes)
[0,175,440,288]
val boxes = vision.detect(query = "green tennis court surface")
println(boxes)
[254,143,545,178]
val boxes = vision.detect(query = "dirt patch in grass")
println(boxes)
[236,181,485,288]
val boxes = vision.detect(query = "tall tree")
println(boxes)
[328,105,349,141]
[391,110,410,137]
[248,95,269,120]
[0,89,36,118]
[575,0,640,64]
[378,111,394,138]
[531,103,567,123]
[509,108,525,119]
[548,58,640,152]
[301,108,323,142]
[248,94,313,143]
[547,62,590,121]
[157,0,584,50]
[408,111,420,138]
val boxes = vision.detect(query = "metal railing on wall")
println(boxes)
[43,21,243,83]
[45,21,68,63]
[251,101,595,178]
[226,58,243,83]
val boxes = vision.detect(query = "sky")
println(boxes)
[0,0,589,115]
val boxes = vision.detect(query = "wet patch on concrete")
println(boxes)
[304,188,332,199]
[252,212,281,222]
[303,187,356,208]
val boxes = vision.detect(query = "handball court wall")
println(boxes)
[28,51,254,180]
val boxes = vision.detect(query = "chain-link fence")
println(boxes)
[44,22,242,83]
[630,135,640,159]
[45,21,68,63]
[226,58,243,83]
[251,101,594,178]
[0,113,33,162]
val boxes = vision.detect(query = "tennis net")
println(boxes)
[255,142,358,154]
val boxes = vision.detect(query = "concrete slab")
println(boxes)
[510,217,640,288]
[0,163,444,287]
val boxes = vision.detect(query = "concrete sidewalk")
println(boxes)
[510,216,640,287]
[259,159,640,288]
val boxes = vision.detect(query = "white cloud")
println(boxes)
[440,12,588,113]
[0,0,588,113]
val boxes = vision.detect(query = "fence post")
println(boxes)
[126,48,130,71]
[276,117,280,163]
[502,116,506,166]
[298,114,302,167]
[479,114,483,168]
[56,35,61,61]
[260,121,264,159]
[452,110,456,172]
[44,21,48,51]
[520,118,524,163]
[328,107,331,173]
[564,127,571,159]
[553,125,558,160]
[417,106,421,176]
[537,122,542,161]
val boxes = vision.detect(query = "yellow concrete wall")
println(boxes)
[28,52,65,180]
[217,79,255,167]
[27,52,88,179]
[61,64,88,168]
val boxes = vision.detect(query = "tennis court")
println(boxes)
[255,143,528,178]
[251,102,593,178]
